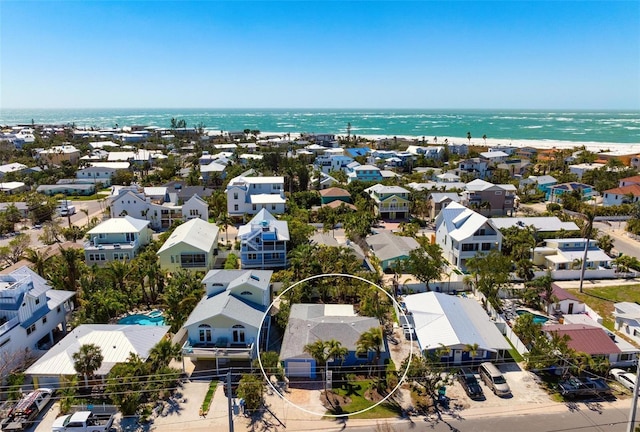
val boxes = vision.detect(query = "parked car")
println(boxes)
[1,388,53,431]
[557,375,612,398]
[610,368,637,391]
[478,362,511,396]
[457,368,484,400]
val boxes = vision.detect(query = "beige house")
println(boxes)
[38,145,81,165]
[157,218,219,273]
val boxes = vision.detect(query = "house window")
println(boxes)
[232,325,245,343]
[240,291,253,296]
[180,253,206,268]
[190,209,199,216]
[35,298,40,305]
[42,317,47,325]
[247,253,257,260]
[57,306,61,313]
[252,204,257,211]
[234,193,238,200]
[198,324,212,343]
[620,353,633,361]
[234,204,239,211]
[271,204,276,210]
[0,338,9,348]
[357,350,368,359]
[481,243,491,251]
[26,323,36,335]
[495,191,502,195]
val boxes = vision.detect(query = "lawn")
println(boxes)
[323,379,402,419]
[567,284,640,331]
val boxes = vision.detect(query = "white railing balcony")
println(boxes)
[0,316,20,337]
[182,341,254,359]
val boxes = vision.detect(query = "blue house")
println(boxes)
[345,147,371,158]
[347,164,383,183]
[547,182,596,203]
[237,209,289,269]
[280,304,386,378]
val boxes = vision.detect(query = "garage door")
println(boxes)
[286,360,313,378]
[34,376,60,389]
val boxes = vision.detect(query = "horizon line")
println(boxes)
[2,107,639,112]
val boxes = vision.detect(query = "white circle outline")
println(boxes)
[256,272,414,418]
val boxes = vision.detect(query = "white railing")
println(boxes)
[0,316,19,336]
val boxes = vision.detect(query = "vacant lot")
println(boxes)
[567,284,640,330]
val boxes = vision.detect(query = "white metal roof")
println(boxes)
[25,324,170,376]
[489,217,579,232]
[87,216,150,235]
[156,218,219,254]
[403,292,511,352]
[249,194,286,204]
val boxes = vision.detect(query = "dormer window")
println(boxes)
[240,291,253,296]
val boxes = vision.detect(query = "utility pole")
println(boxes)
[227,372,234,432]
[626,358,640,432]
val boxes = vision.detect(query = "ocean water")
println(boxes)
[1,108,639,144]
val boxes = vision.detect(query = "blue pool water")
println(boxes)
[118,312,165,326]
[516,309,549,324]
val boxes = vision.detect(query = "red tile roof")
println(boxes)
[319,187,351,198]
[543,324,620,355]
[604,184,640,197]
[621,175,640,184]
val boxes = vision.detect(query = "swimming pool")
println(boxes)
[118,312,165,326]
[516,309,549,324]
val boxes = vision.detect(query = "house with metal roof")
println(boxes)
[427,192,461,220]
[613,302,640,347]
[180,270,273,371]
[460,179,517,216]
[279,304,385,378]
[402,291,511,365]
[225,174,285,217]
[237,209,288,269]
[84,216,152,266]
[533,238,612,271]
[365,184,411,220]
[0,266,75,374]
[346,164,383,184]
[547,182,597,203]
[435,202,502,272]
[25,324,170,388]
[519,175,558,196]
[365,231,420,271]
[489,216,580,233]
[76,166,117,187]
[157,218,219,273]
[542,283,585,316]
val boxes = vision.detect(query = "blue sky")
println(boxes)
[1,1,639,109]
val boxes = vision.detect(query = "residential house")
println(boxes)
[454,158,490,180]
[460,179,516,216]
[631,156,640,170]
[489,217,579,235]
[319,187,351,205]
[532,238,613,271]
[181,270,273,370]
[435,202,502,272]
[157,218,219,273]
[480,151,509,165]
[109,186,209,230]
[0,202,29,219]
[547,182,597,203]
[36,183,96,196]
[0,182,27,195]
[519,175,558,196]
[37,145,81,165]
[516,147,538,160]
[347,164,383,183]
[26,324,170,387]
[237,209,288,269]
[311,172,339,190]
[365,231,420,271]
[542,324,636,368]
[402,292,511,364]
[542,283,585,316]
[406,145,444,160]
[0,162,29,178]
[427,192,461,220]
[76,166,117,187]
[84,216,152,266]
[407,181,467,192]
[309,233,369,270]
[568,163,606,180]
[602,176,640,206]
[314,154,355,174]
[344,147,371,158]
[365,184,411,220]
[225,174,285,218]
[496,159,531,177]
[279,304,385,378]
[613,302,640,347]
[200,161,227,184]
[0,266,75,374]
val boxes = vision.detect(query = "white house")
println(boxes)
[180,270,273,370]
[25,324,170,388]
[84,216,152,265]
[76,166,117,187]
[156,218,219,273]
[237,209,289,269]
[109,186,208,230]
[0,267,75,372]
[225,174,285,217]
[532,238,613,271]
[614,302,640,347]
[435,202,502,271]
[568,163,606,180]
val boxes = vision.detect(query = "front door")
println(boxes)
[233,327,245,343]
[453,349,462,365]
[568,303,574,314]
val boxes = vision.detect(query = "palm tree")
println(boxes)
[464,343,480,364]
[57,245,84,294]
[482,134,487,145]
[466,131,472,144]
[80,208,90,226]
[216,212,233,246]
[24,247,51,277]
[356,326,384,376]
[148,339,182,369]
[73,343,104,390]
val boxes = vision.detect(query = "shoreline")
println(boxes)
[270,132,640,154]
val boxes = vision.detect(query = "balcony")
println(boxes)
[182,340,254,359]
[85,239,139,251]
[0,316,19,337]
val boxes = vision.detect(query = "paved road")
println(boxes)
[594,221,640,260]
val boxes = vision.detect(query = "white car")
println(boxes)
[610,368,637,391]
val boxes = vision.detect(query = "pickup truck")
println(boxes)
[1,388,53,431]
[558,376,612,398]
[51,411,114,432]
